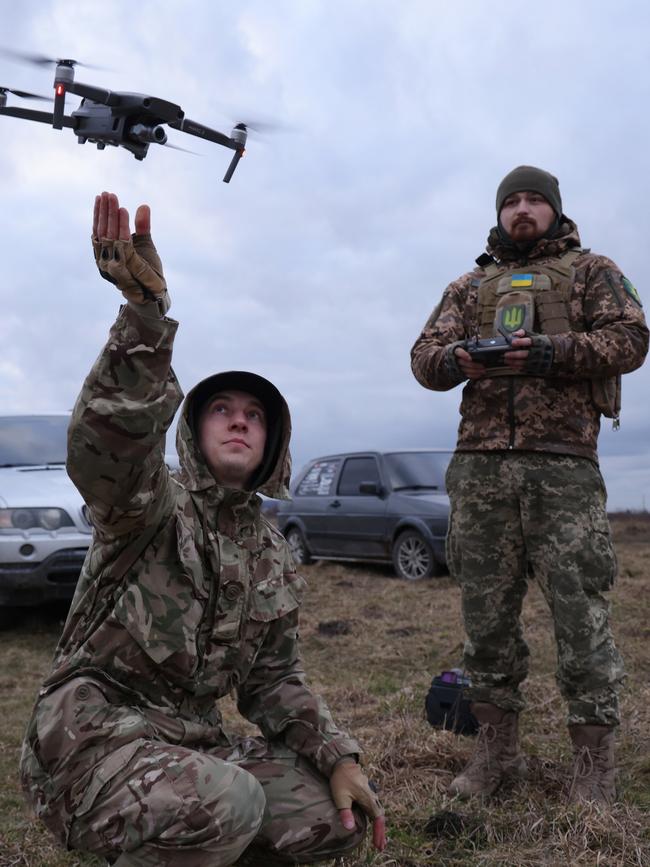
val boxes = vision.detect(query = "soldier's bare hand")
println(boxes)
[134,204,151,236]
[93,191,130,241]
[454,346,487,379]
[330,759,387,851]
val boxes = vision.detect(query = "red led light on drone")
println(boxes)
[55,84,65,96]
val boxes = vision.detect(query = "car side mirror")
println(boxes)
[359,481,382,496]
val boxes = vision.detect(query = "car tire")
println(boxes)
[286,527,313,565]
[392,530,438,580]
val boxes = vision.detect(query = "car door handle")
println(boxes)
[329,500,341,508]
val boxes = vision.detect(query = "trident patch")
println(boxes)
[499,303,526,332]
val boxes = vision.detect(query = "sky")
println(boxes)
[1,0,649,510]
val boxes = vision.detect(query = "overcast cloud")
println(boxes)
[1,0,648,509]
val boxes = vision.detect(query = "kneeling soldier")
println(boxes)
[21,192,386,866]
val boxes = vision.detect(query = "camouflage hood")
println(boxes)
[176,371,292,500]
[486,217,582,263]
[21,306,360,817]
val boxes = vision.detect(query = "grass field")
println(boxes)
[1,515,648,867]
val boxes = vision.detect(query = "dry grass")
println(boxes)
[1,514,648,866]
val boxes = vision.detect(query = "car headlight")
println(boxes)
[0,508,74,531]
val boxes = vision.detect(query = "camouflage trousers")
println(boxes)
[445,452,624,726]
[20,678,366,866]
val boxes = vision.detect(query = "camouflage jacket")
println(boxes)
[411,220,649,461]
[23,301,359,787]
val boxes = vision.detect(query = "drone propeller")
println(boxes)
[0,86,52,101]
[214,100,294,136]
[0,47,102,70]
[163,140,200,156]
[235,118,291,135]
[1,47,108,128]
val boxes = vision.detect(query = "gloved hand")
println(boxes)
[330,757,387,851]
[449,341,481,381]
[504,329,554,375]
[92,191,167,305]
[521,332,554,374]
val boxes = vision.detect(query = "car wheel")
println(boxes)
[286,527,313,565]
[392,530,437,580]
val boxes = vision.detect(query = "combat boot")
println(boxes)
[568,724,616,806]
[448,701,527,798]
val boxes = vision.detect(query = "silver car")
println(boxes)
[0,413,92,624]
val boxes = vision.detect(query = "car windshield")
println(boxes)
[0,416,69,467]
[384,451,453,492]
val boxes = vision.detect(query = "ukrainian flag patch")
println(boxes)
[511,274,533,287]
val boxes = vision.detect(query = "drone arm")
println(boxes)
[67,81,120,106]
[169,116,236,149]
[222,149,244,183]
[169,117,245,182]
[0,105,76,128]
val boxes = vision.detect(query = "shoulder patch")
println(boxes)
[622,276,642,307]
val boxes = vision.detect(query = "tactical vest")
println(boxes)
[476,249,621,424]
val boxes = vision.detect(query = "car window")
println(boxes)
[384,451,453,491]
[337,457,380,496]
[295,459,341,496]
[0,416,69,467]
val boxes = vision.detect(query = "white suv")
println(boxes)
[0,413,92,624]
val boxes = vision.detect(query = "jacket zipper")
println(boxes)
[506,252,529,449]
[196,503,221,678]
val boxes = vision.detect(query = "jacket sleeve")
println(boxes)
[410,272,476,391]
[66,299,183,539]
[237,552,361,778]
[550,256,649,377]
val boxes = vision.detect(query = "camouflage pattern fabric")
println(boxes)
[23,677,364,866]
[445,452,624,726]
[20,300,362,864]
[411,219,649,461]
[92,231,168,305]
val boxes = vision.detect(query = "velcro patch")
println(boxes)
[511,274,533,287]
[622,276,642,306]
[499,303,527,332]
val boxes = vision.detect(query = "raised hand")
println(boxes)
[92,191,166,305]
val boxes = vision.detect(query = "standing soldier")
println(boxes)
[411,166,648,804]
[21,192,386,866]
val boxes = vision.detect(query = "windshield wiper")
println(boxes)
[3,462,66,469]
[393,484,440,491]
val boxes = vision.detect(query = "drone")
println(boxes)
[0,51,251,182]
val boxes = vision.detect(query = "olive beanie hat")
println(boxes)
[496,165,562,218]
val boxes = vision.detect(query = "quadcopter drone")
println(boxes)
[0,52,250,182]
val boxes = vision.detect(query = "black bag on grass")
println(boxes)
[425,669,479,736]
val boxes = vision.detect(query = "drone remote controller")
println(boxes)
[464,333,513,367]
